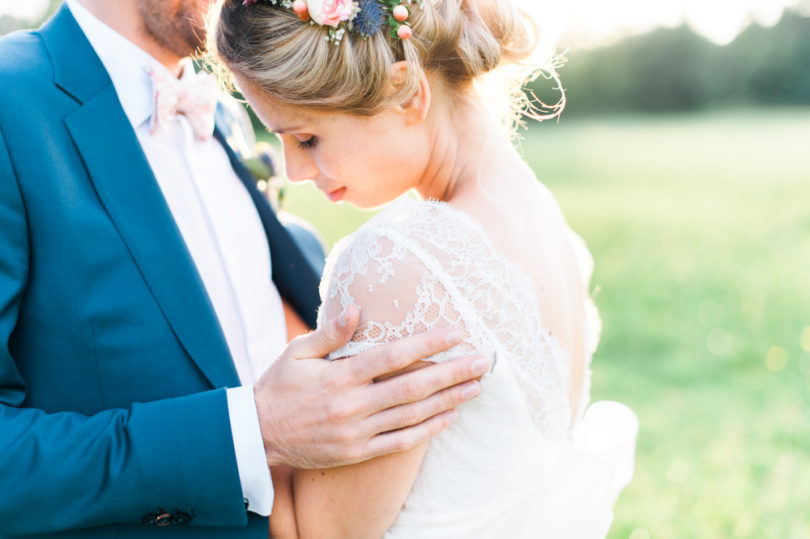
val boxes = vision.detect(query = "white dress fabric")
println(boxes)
[318,196,638,538]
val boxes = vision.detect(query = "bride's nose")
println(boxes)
[283,141,319,184]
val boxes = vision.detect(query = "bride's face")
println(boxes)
[238,78,433,209]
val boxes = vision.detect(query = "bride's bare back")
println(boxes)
[449,149,590,425]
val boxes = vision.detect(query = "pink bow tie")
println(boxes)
[149,68,218,141]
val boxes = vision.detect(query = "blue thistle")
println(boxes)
[353,0,386,38]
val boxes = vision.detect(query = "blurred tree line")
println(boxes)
[539,10,810,114]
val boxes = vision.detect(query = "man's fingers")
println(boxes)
[285,304,360,360]
[362,410,459,460]
[366,380,480,435]
[369,355,490,411]
[349,329,466,382]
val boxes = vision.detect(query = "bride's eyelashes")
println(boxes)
[298,136,318,150]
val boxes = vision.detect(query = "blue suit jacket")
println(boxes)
[0,5,320,537]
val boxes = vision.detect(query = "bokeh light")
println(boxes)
[765,346,789,372]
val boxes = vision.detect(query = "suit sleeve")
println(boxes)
[0,127,249,533]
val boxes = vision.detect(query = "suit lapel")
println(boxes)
[214,129,322,328]
[39,5,109,105]
[43,6,239,389]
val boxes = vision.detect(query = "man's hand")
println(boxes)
[254,305,489,469]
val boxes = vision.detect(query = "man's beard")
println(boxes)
[137,0,207,58]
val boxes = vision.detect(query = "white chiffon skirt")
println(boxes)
[521,400,639,538]
[386,400,639,538]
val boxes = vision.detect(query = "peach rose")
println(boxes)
[307,0,355,27]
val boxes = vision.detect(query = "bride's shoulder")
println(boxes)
[370,196,474,230]
[321,197,490,298]
[330,196,483,258]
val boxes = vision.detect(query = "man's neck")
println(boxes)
[76,0,184,77]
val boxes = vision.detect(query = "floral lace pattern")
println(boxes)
[317,196,596,441]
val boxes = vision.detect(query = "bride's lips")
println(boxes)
[325,186,347,202]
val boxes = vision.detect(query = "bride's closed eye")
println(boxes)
[298,136,318,150]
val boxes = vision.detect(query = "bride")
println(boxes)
[209,0,637,536]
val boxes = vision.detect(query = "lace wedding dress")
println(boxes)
[318,196,638,538]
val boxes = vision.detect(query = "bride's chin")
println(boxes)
[325,186,347,203]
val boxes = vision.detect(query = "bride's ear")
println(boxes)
[390,61,431,126]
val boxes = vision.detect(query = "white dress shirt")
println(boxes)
[67,0,282,515]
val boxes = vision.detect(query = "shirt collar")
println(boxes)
[66,0,193,130]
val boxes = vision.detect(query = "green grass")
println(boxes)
[273,108,810,538]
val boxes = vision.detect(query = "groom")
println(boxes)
[0,0,488,537]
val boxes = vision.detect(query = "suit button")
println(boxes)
[173,512,192,526]
[155,512,173,527]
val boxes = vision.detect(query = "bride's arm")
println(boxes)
[268,466,296,539]
[267,231,463,538]
[292,437,429,538]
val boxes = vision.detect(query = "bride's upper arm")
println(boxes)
[293,233,459,537]
[292,440,429,538]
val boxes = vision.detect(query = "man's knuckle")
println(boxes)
[416,370,445,397]
[319,375,337,392]
[426,332,445,353]
[319,368,343,391]
[343,425,370,452]
[334,426,355,445]
[330,318,347,339]
[347,444,365,464]
[442,387,460,407]
[391,434,415,453]
[377,347,399,371]
[401,404,423,426]
[316,328,334,348]
[325,401,352,422]
[427,417,445,437]
[398,379,422,402]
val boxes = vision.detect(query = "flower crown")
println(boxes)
[242,0,423,44]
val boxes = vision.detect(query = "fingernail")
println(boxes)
[471,357,490,376]
[445,330,464,346]
[461,382,481,400]
[446,410,459,425]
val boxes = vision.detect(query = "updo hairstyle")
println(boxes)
[207,0,545,117]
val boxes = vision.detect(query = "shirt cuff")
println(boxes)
[226,386,274,516]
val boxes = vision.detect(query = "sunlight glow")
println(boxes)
[516,0,802,48]
[0,0,48,21]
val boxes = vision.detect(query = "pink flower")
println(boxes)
[307,0,355,28]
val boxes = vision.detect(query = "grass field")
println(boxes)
[273,108,810,538]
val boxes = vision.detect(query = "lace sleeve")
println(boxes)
[317,197,576,438]
[317,224,480,362]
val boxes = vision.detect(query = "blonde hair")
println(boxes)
[207,0,562,122]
